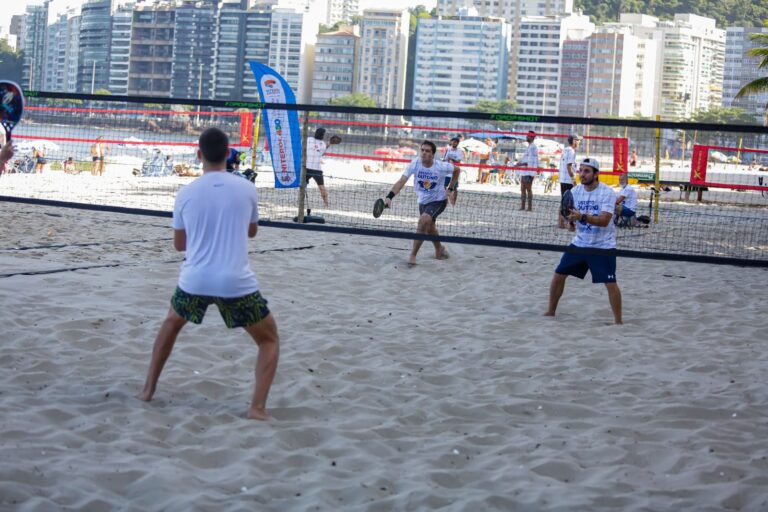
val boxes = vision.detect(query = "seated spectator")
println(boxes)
[63,157,75,174]
[615,173,639,227]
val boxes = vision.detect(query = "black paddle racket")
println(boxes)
[0,81,24,142]
[560,188,574,219]
[372,198,388,218]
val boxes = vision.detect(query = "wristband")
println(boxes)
[386,191,395,200]
[581,213,587,223]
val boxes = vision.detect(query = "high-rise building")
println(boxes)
[437,0,573,18]
[327,0,359,25]
[108,4,132,95]
[211,0,271,101]
[43,7,81,93]
[357,9,409,108]
[723,26,768,124]
[514,13,593,116]
[268,7,317,103]
[558,39,589,116]
[412,13,511,111]
[171,0,217,100]
[78,0,113,94]
[311,27,358,104]
[128,3,175,97]
[21,3,49,90]
[621,13,725,120]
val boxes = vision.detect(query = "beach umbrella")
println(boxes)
[398,147,417,156]
[468,132,524,140]
[458,138,491,154]
[374,147,398,156]
[29,140,61,152]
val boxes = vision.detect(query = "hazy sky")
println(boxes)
[1,0,437,34]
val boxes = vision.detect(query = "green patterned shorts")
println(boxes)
[171,287,270,329]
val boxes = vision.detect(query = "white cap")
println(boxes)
[581,157,599,172]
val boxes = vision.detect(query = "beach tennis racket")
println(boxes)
[0,81,24,142]
[373,198,389,218]
[560,189,574,219]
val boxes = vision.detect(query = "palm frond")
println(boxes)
[735,77,768,98]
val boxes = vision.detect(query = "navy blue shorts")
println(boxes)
[444,176,459,189]
[306,168,324,186]
[619,205,635,218]
[419,199,448,220]
[555,245,617,283]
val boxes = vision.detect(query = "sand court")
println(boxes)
[1,201,767,510]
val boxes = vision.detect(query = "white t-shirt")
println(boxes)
[618,184,638,211]
[559,146,576,184]
[519,143,539,177]
[443,148,463,163]
[570,182,617,249]
[173,171,260,297]
[403,158,455,204]
[305,137,326,171]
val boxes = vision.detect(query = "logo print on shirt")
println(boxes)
[418,179,437,190]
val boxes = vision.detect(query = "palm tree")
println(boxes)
[735,20,768,124]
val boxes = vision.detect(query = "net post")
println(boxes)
[654,115,661,224]
[250,110,261,169]
[297,110,309,223]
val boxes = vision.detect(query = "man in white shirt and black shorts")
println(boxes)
[385,140,459,266]
[558,134,580,229]
[615,173,639,227]
[140,127,280,420]
[305,127,340,208]
[442,136,463,205]
[544,157,623,324]
[514,130,539,211]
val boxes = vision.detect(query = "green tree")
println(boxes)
[688,105,758,125]
[319,21,343,33]
[469,99,518,115]
[327,92,377,108]
[735,19,768,124]
[0,40,23,85]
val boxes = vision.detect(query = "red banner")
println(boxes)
[239,112,254,146]
[613,138,629,173]
[690,145,708,185]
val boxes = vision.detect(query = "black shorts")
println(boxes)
[418,199,448,220]
[306,168,324,186]
[560,182,573,196]
[92,156,104,162]
[443,176,459,190]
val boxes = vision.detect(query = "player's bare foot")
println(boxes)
[138,388,154,402]
[544,311,555,317]
[247,407,273,421]
[436,247,449,260]
[407,255,417,267]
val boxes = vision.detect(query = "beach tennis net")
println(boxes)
[2,91,767,266]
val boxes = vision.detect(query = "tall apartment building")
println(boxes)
[723,26,768,124]
[108,5,132,95]
[78,0,113,94]
[21,3,49,90]
[171,0,217,100]
[268,7,316,103]
[412,13,511,111]
[43,7,81,94]
[311,28,358,104]
[211,0,271,102]
[357,9,409,109]
[558,39,588,116]
[327,0,359,25]
[622,13,725,120]
[128,4,175,97]
[515,13,593,116]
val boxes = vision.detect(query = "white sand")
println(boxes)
[1,199,768,511]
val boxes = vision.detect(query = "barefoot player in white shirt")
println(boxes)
[544,158,623,324]
[385,140,459,266]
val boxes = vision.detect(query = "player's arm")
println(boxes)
[0,142,13,167]
[385,175,409,207]
[447,164,460,190]
[173,229,186,251]
[567,161,574,179]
